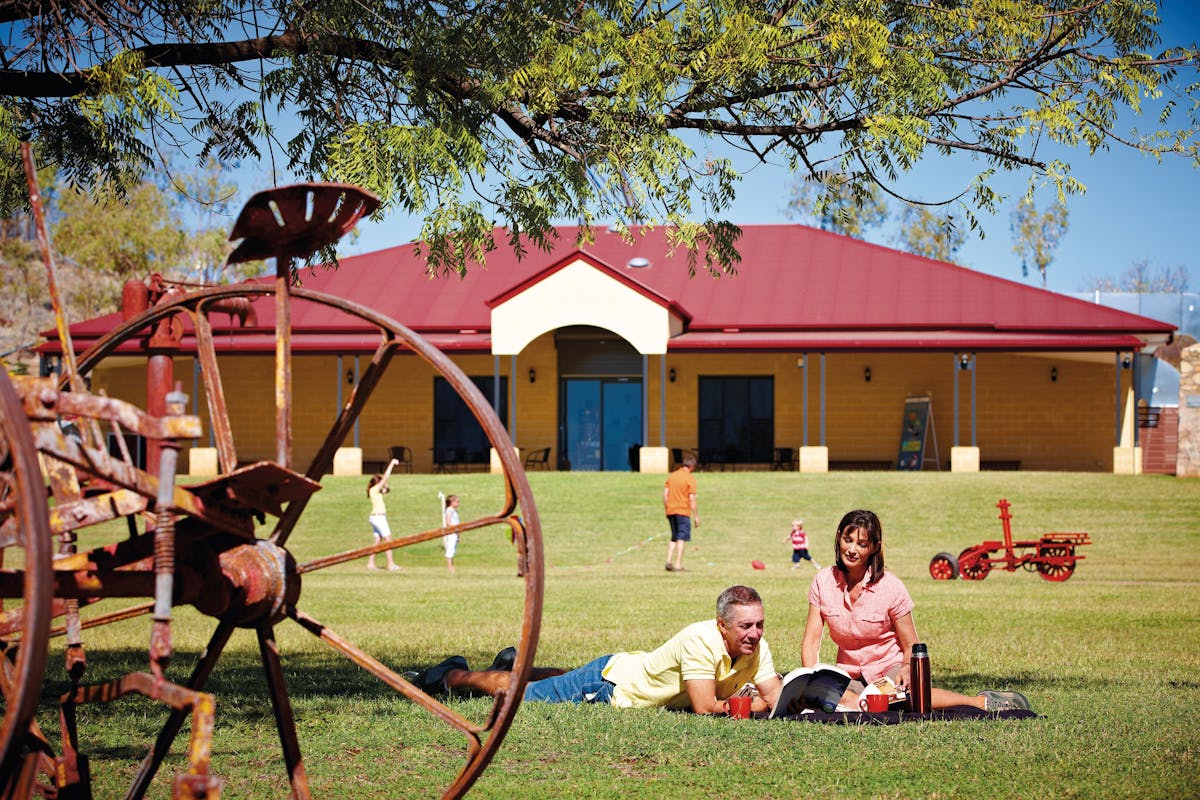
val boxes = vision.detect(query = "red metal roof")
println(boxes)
[52,224,1174,354]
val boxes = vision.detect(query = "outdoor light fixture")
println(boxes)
[1122,355,1132,369]
[669,368,676,383]
[959,354,970,370]
[864,366,872,383]
[796,357,805,368]
[1051,366,1058,382]
[528,368,536,384]
[345,370,354,385]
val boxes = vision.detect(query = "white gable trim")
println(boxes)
[490,259,676,355]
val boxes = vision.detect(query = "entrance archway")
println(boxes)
[556,326,642,471]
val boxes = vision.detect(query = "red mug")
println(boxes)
[727,695,752,719]
[861,692,890,713]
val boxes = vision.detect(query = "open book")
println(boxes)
[865,675,907,707]
[769,664,852,718]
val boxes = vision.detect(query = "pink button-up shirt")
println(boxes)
[808,567,915,683]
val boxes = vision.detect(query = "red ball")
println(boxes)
[751,560,766,570]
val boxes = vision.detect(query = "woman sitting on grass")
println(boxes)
[800,509,1030,712]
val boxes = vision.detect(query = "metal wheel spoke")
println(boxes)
[257,624,311,800]
[287,607,484,739]
[297,517,508,575]
[272,336,395,548]
[193,307,239,474]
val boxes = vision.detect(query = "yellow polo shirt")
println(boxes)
[602,619,775,709]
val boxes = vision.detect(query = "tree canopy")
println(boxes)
[1011,196,1069,287]
[2,1,1197,276]
[1082,259,1190,292]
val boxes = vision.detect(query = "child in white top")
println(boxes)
[442,494,461,573]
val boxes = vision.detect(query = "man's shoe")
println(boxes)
[665,563,675,572]
[979,689,1031,712]
[415,655,469,695]
[487,646,517,672]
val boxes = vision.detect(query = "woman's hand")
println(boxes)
[897,664,912,693]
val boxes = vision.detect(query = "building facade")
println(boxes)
[54,224,1174,474]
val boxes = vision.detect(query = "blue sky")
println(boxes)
[317,6,1200,296]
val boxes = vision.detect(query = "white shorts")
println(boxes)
[369,514,391,540]
[443,532,459,559]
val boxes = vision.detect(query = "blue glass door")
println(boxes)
[602,380,642,472]
[562,378,642,471]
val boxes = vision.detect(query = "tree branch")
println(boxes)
[0,29,413,98]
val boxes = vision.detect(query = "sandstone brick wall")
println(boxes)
[87,348,1130,473]
[1177,343,1200,477]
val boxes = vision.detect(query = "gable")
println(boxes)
[490,257,682,355]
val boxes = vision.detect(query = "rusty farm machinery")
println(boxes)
[1,145,543,799]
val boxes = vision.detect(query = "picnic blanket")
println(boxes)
[774,705,1038,724]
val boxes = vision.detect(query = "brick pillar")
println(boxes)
[1178,343,1200,477]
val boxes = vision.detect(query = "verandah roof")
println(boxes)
[47,223,1174,355]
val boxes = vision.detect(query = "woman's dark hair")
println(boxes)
[834,509,886,585]
[366,474,386,497]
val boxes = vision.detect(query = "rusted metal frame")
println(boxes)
[192,304,238,474]
[129,620,236,800]
[0,647,56,799]
[507,515,529,578]
[275,256,293,469]
[303,335,396,482]
[99,387,137,466]
[30,426,252,537]
[150,386,189,679]
[257,624,311,800]
[297,517,509,574]
[0,568,152,599]
[48,602,153,637]
[0,369,53,783]
[270,336,396,548]
[287,607,484,739]
[58,672,219,796]
[50,279,543,799]
[173,690,223,800]
[19,377,203,441]
[40,488,149,539]
[20,143,86,400]
[72,286,264,372]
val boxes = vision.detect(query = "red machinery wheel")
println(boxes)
[1036,545,1076,582]
[929,552,959,580]
[958,547,992,581]
[0,369,54,793]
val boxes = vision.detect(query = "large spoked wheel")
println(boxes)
[0,370,54,790]
[958,547,992,581]
[1035,545,1075,582]
[71,284,544,800]
[928,552,959,580]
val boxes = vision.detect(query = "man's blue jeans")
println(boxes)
[522,654,616,704]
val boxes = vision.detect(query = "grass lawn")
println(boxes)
[35,471,1200,798]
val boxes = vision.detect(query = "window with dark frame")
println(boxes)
[433,376,509,465]
[697,376,774,464]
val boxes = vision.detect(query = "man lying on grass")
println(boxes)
[413,584,782,714]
